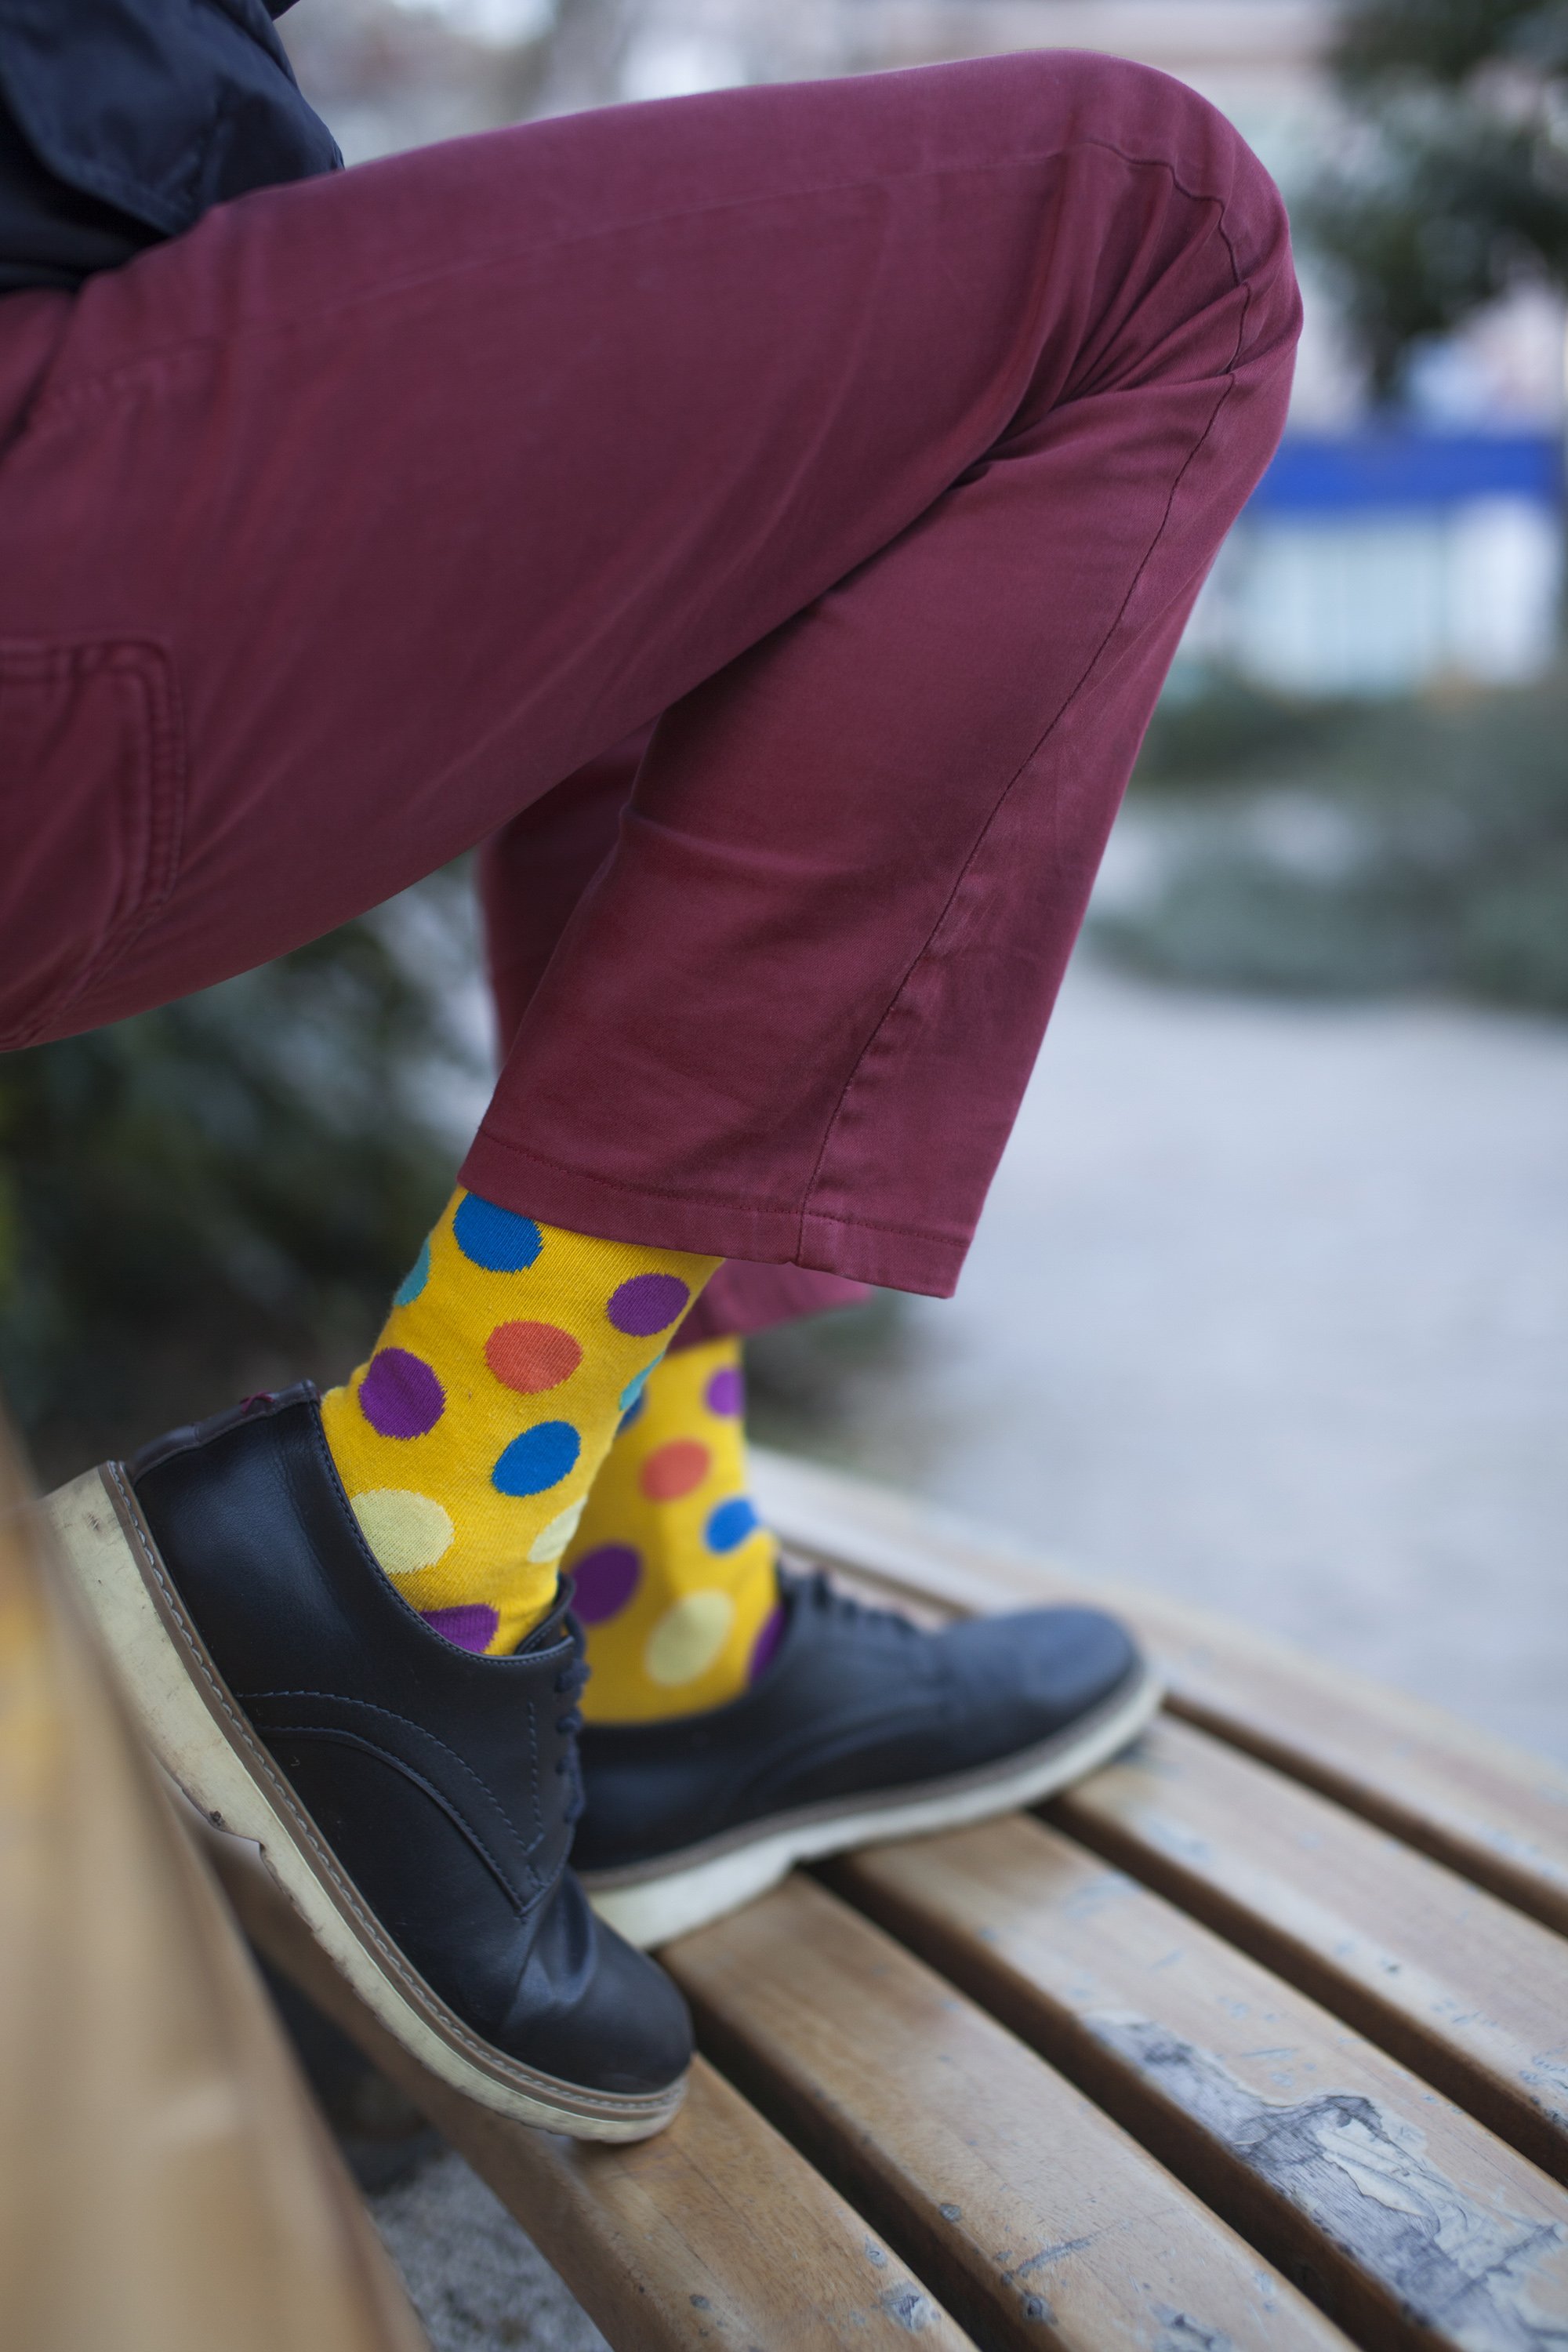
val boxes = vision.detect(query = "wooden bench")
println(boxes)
[13,1434,1568,2350]
[0,1418,427,2352]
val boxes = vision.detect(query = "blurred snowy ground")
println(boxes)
[794,953,1568,1768]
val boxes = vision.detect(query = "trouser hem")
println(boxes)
[459,1129,963,1297]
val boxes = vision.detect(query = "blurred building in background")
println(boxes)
[1191,427,1565,695]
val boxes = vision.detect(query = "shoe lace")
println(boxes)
[552,1648,590,1824]
[794,1565,920,1639]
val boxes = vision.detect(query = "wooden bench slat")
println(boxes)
[829,1816,1568,2352]
[663,1872,1352,2352]
[754,1446,1568,1939]
[4,1459,428,2352]
[205,1830,977,2352]
[1049,1715,1568,2185]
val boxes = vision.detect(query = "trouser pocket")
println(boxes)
[0,639,184,1049]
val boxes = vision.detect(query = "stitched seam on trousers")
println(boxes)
[469,1123,809,1218]
[797,1203,968,1245]
[29,130,1257,428]
[0,638,189,1050]
[42,644,190,1025]
[470,1128,967,1247]
[472,1123,966,1246]
[796,176,1261,1253]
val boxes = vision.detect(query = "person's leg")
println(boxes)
[1,52,1297,1300]
[477,736,873,1352]
[12,49,1299,2080]
[477,735,867,1701]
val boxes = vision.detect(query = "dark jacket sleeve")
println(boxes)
[0,0,340,256]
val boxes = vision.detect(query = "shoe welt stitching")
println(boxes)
[103,1463,671,2122]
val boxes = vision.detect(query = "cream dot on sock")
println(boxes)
[528,1494,588,1565]
[351,1489,455,1576]
[644,1589,735,1687]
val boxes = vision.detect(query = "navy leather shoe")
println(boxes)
[573,1566,1160,1947]
[42,1384,690,2139]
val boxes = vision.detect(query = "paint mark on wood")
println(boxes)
[1153,2307,1233,2352]
[1003,2237,1098,2282]
[1091,2016,1567,2349]
[877,2282,938,2332]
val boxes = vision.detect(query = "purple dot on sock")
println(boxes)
[705,1364,744,1417]
[360,1348,445,1439]
[748,1602,785,1686]
[570,1544,641,1624]
[608,1272,691,1338]
[419,1604,498,1653]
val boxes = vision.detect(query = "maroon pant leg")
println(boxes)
[481,729,873,1348]
[0,53,1299,1295]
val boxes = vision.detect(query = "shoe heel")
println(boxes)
[37,1466,274,1839]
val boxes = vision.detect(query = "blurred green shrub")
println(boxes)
[1308,0,1568,397]
[0,884,477,1473]
[1131,673,1363,791]
[1099,667,1568,1009]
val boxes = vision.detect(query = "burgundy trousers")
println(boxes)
[0,53,1298,1332]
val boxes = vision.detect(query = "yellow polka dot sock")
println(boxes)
[562,1334,782,1722]
[318,1189,718,1657]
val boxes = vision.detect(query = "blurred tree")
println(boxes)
[1308,0,1568,397]
[0,887,479,1472]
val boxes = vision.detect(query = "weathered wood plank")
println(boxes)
[1049,1715,1568,2186]
[754,1446,1568,1939]
[664,1872,1352,2352]
[206,1828,977,2352]
[831,1816,1568,2352]
[2,1446,427,2352]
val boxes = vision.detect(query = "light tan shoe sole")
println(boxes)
[582,1657,1163,1948]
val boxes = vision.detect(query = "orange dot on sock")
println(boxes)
[485,1319,584,1394]
[640,1439,712,1501]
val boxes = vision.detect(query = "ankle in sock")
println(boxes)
[320,1189,718,1655]
[563,1334,782,1722]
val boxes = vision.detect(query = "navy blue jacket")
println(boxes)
[0,0,340,291]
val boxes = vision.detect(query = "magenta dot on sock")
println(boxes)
[419,1604,498,1653]
[570,1544,642,1624]
[608,1272,691,1338]
[360,1348,445,1439]
[748,1602,785,1685]
[705,1365,744,1417]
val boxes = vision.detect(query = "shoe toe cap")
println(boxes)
[950,1602,1141,1735]
[503,1873,692,2097]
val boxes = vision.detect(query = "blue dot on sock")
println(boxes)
[493,1421,580,1497]
[394,1237,431,1308]
[705,1496,759,1554]
[454,1194,543,1272]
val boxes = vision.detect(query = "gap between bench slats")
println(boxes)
[1046,1714,1568,2187]
[753,1446,1568,1941]
[824,1813,1568,2352]
[662,1872,1348,2352]
[203,1828,975,2352]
